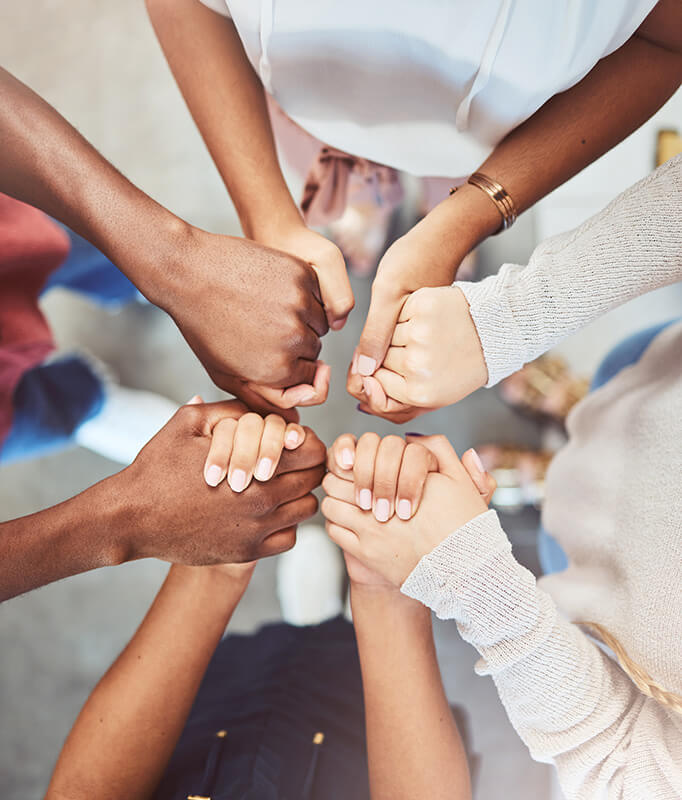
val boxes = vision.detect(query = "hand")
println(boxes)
[161,226,331,409]
[114,398,326,565]
[327,432,438,521]
[261,223,355,330]
[366,286,488,411]
[321,435,495,586]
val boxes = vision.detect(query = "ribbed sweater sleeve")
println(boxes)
[401,510,682,799]
[456,155,682,387]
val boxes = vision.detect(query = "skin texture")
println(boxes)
[0,66,332,414]
[348,1,682,420]
[0,401,326,602]
[322,435,493,586]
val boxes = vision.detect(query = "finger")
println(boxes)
[288,354,320,387]
[203,417,238,487]
[356,285,405,376]
[228,412,265,492]
[322,471,356,504]
[276,428,326,474]
[186,394,203,405]
[362,374,412,412]
[320,495,366,533]
[284,422,305,449]
[329,433,358,475]
[180,399,248,437]
[301,269,330,335]
[267,491,319,531]
[390,321,412,347]
[256,527,298,559]
[247,362,330,409]
[382,346,407,376]
[395,442,438,519]
[415,434,464,479]
[461,448,496,504]
[356,400,429,425]
[372,435,406,522]
[308,249,355,329]
[353,432,381,511]
[325,522,363,560]
[228,381,300,423]
[267,463,326,506]
[254,414,287,482]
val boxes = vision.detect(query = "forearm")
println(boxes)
[0,66,190,306]
[0,476,129,602]
[351,585,470,800]
[46,564,249,800]
[146,0,301,239]
[456,155,682,386]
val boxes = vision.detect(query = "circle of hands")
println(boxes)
[150,227,494,588]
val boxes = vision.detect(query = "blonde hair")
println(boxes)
[579,621,682,715]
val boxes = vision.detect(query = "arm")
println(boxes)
[0,66,329,407]
[350,0,682,414]
[145,0,353,329]
[351,583,470,800]
[46,563,253,800]
[402,510,682,799]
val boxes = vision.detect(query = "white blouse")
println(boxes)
[199,0,656,177]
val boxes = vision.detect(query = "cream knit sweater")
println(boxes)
[403,156,682,799]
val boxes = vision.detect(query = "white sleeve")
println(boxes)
[456,154,682,387]
[401,510,682,799]
[197,0,231,17]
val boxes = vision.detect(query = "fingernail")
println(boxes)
[298,391,316,403]
[397,499,411,520]
[351,351,359,374]
[374,498,390,522]
[331,318,346,331]
[405,432,424,437]
[228,469,247,493]
[356,404,370,415]
[205,464,223,487]
[285,430,300,447]
[186,395,202,405]
[255,458,272,481]
[362,378,372,400]
[357,355,376,376]
[358,489,372,510]
[340,448,354,469]
[470,448,485,475]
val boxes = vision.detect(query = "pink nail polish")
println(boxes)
[205,464,223,487]
[340,448,354,469]
[375,498,390,522]
[255,458,272,481]
[358,489,372,510]
[397,499,411,520]
[357,355,377,376]
[285,431,300,447]
[470,448,485,474]
[229,469,247,493]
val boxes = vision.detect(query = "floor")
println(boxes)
[1,2,680,798]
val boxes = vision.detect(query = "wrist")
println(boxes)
[350,581,426,615]
[242,202,303,244]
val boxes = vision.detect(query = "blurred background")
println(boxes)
[0,2,680,797]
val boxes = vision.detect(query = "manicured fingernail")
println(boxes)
[405,432,424,437]
[397,499,411,520]
[186,395,202,405]
[358,489,372,510]
[362,378,372,400]
[357,355,376,376]
[285,430,300,447]
[470,448,485,475]
[255,458,272,481]
[228,469,247,493]
[374,498,390,522]
[205,464,223,487]
[356,404,369,415]
[340,448,354,469]
[299,391,316,403]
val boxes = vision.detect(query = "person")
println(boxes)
[43,431,483,800]
[0,400,325,602]
[0,65,338,417]
[358,152,682,421]
[145,0,682,420]
[322,410,682,797]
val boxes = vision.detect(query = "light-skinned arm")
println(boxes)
[145,0,354,340]
[349,0,682,420]
[45,562,254,800]
[0,65,331,412]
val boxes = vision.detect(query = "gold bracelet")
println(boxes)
[450,172,518,233]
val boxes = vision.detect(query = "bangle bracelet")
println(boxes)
[450,172,518,233]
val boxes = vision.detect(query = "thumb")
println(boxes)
[310,250,355,330]
[355,287,405,376]
[414,434,464,479]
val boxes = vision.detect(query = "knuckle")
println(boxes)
[358,432,381,449]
